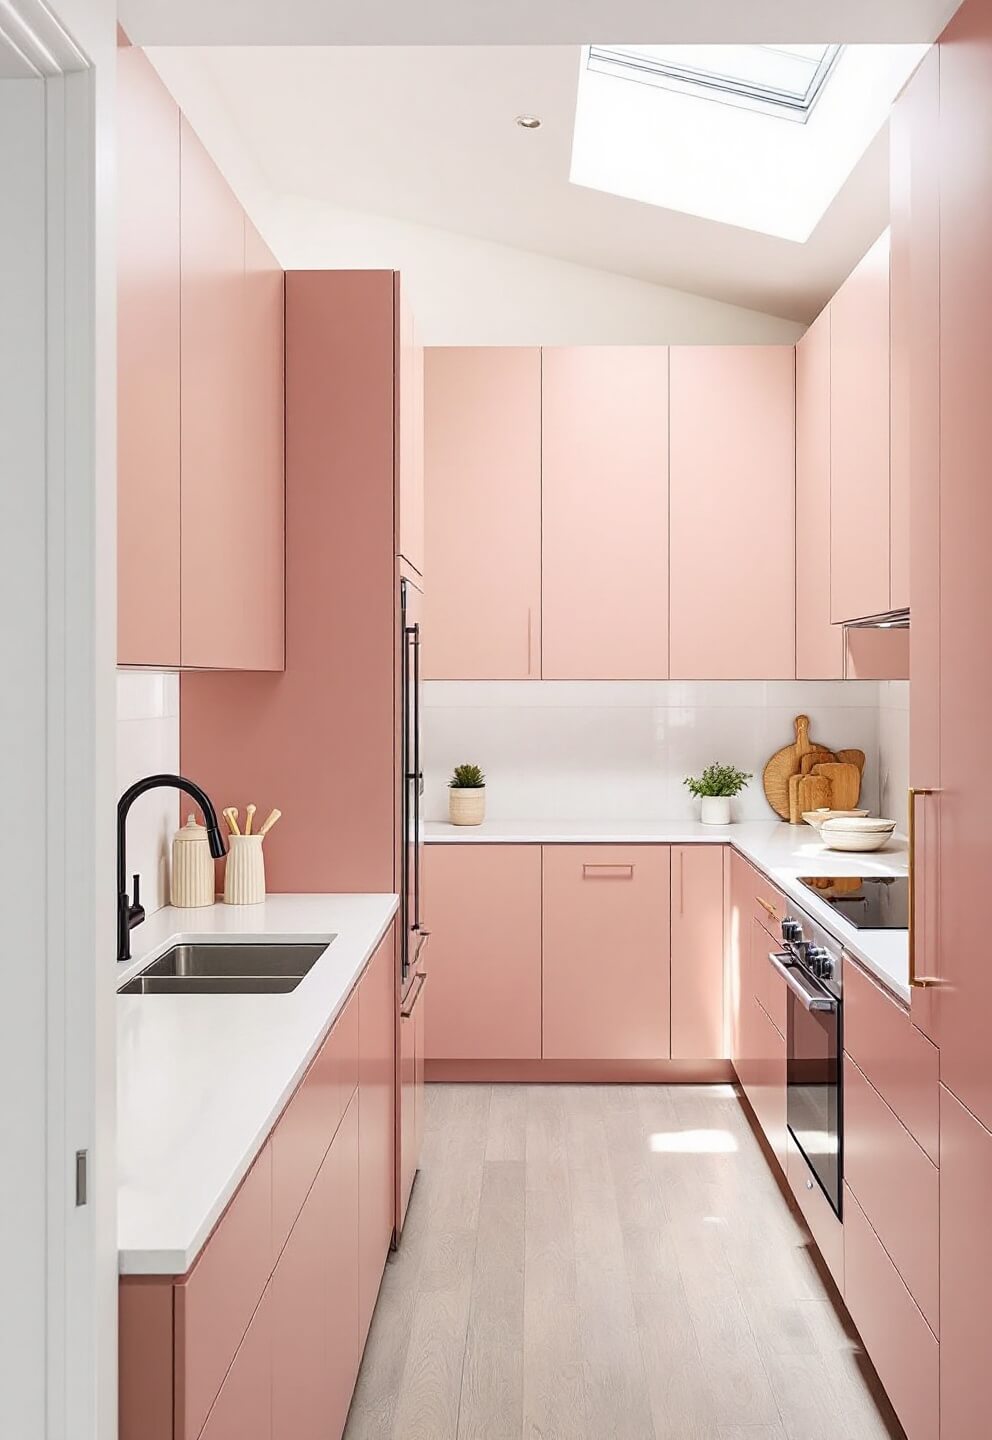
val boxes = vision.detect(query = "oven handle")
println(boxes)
[768,952,837,1013]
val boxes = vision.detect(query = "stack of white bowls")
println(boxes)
[820,816,897,853]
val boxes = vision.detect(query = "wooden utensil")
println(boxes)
[797,773,832,819]
[223,806,241,836]
[836,748,866,775]
[812,761,861,811]
[244,803,257,836]
[763,715,828,820]
[258,808,282,837]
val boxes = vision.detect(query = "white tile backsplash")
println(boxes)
[117,671,180,915]
[424,680,887,824]
[877,680,910,823]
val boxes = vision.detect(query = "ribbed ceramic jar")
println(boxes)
[449,787,486,826]
[224,834,266,904]
[171,815,215,908]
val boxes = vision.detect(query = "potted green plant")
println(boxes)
[684,763,752,825]
[448,763,486,826]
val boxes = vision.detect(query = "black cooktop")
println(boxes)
[797,875,909,930]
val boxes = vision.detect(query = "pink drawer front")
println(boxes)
[786,1135,844,1294]
[843,1185,938,1440]
[175,1142,274,1440]
[271,988,359,1256]
[752,877,786,935]
[843,1054,938,1333]
[750,916,787,1039]
[843,956,939,1162]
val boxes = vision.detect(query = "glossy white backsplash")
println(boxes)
[423,681,893,825]
[877,681,910,823]
[117,671,180,916]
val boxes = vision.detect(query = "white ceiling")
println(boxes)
[121,0,961,47]
[157,43,918,322]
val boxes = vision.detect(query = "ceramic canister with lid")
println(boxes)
[171,814,216,908]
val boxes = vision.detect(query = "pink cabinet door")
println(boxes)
[358,931,396,1348]
[178,118,247,668]
[423,348,540,678]
[738,988,787,1170]
[940,1084,992,1440]
[670,846,725,1060]
[541,347,669,678]
[272,1093,359,1440]
[796,308,843,679]
[398,289,425,577]
[199,1286,272,1440]
[117,45,181,667]
[398,967,427,1232]
[727,851,754,1064]
[829,231,891,624]
[240,220,285,671]
[670,347,795,678]
[423,844,542,1060]
[932,1,992,1120]
[542,846,670,1060]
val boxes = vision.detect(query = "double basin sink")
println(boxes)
[118,941,333,996]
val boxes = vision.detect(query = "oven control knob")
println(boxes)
[782,917,802,943]
[808,947,833,979]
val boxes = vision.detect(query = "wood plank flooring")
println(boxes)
[344,1084,904,1440]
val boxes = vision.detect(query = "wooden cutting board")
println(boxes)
[812,761,862,811]
[763,715,827,820]
[836,748,866,775]
[797,773,832,819]
[800,747,836,775]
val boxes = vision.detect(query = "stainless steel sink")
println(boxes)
[117,940,332,995]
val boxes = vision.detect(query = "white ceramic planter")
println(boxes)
[449,787,486,826]
[700,796,732,826]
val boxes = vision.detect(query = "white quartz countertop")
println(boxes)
[425,818,910,1002]
[117,893,398,1276]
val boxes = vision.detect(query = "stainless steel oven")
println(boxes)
[771,905,843,1216]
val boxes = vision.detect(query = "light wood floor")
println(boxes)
[344,1084,904,1440]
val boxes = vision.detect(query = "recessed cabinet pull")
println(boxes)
[582,863,635,879]
[908,787,941,988]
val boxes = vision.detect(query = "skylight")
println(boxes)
[570,43,931,242]
[587,44,842,122]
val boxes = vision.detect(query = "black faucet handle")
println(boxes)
[128,873,145,931]
[132,873,140,907]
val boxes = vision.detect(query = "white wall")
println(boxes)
[424,680,884,824]
[878,680,910,822]
[117,672,180,915]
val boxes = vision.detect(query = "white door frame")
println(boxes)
[1,2,117,1437]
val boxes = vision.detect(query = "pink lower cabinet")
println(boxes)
[844,1185,938,1440]
[542,845,671,1060]
[737,990,787,1170]
[940,1084,992,1440]
[398,965,428,1231]
[424,844,542,1060]
[357,932,396,1346]
[670,846,726,1059]
[199,1286,273,1440]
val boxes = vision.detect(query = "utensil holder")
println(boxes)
[224,834,266,905]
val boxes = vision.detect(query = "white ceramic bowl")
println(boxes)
[802,807,870,832]
[820,817,897,852]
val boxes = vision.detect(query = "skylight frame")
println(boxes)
[586,43,843,124]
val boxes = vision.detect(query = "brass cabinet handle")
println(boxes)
[582,863,634,879]
[908,787,941,988]
[401,969,428,1018]
[756,895,778,921]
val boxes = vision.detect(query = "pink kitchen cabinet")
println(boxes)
[542,347,669,678]
[358,931,396,1348]
[736,919,787,1169]
[829,230,891,624]
[199,1286,273,1440]
[423,347,541,678]
[398,964,427,1232]
[940,1084,992,1440]
[542,846,671,1061]
[670,846,726,1059]
[669,347,795,678]
[727,850,753,1065]
[423,844,542,1061]
[397,295,425,578]
[796,308,844,678]
[117,44,181,667]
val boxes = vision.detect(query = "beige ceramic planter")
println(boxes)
[449,787,486,826]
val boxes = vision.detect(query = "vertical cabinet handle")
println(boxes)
[908,786,941,988]
[679,850,685,916]
[526,608,533,677]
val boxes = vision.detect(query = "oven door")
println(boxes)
[771,952,842,1217]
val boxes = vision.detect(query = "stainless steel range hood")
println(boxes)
[844,608,910,630]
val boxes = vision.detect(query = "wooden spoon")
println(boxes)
[258,808,282,837]
[244,803,257,836]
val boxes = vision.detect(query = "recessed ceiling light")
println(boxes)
[515,114,542,129]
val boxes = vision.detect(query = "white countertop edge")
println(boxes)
[117,893,399,1276]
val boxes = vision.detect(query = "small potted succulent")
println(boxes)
[448,762,486,826]
[684,763,752,825]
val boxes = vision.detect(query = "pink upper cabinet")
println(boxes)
[424,844,542,1061]
[669,347,795,678]
[829,230,891,624]
[397,291,425,578]
[117,46,181,667]
[423,347,541,678]
[542,347,669,679]
[670,846,726,1060]
[542,845,671,1060]
[932,0,992,1127]
[796,309,843,679]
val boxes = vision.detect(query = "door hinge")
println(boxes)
[75,1149,88,1207]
